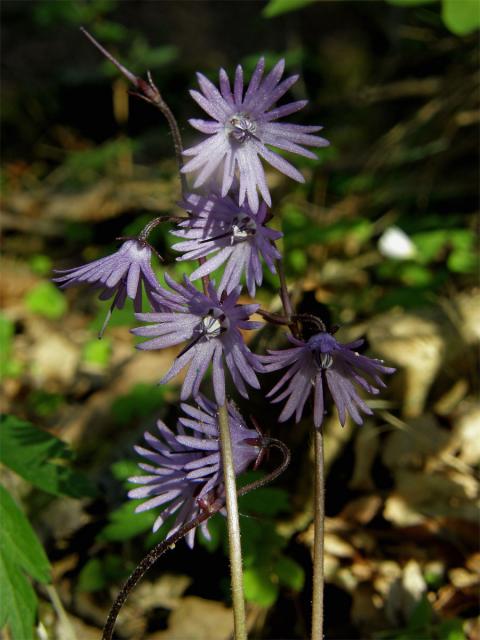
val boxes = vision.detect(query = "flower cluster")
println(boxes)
[128,396,261,547]
[54,51,396,551]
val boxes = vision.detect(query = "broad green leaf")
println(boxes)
[0,486,50,583]
[275,555,305,591]
[24,281,67,319]
[243,567,278,606]
[442,0,480,35]
[0,415,96,498]
[263,0,318,18]
[0,552,37,640]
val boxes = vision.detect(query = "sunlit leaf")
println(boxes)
[275,555,305,591]
[82,338,112,367]
[0,415,96,498]
[24,281,67,319]
[0,486,51,640]
[263,0,318,18]
[243,567,278,606]
[442,0,480,35]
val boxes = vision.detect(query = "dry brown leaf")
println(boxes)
[149,596,233,640]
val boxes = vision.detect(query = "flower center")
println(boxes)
[199,308,230,339]
[231,213,257,243]
[308,333,337,370]
[313,351,333,370]
[228,113,258,144]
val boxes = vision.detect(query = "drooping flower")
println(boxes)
[132,274,263,405]
[171,192,282,297]
[128,395,261,547]
[53,239,162,336]
[262,331,395,428]
[182,57,329,213]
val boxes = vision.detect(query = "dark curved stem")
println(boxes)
[101,437,291,640]
[138,216,186,242]
[80,27,188,196]
[293,313,327,334]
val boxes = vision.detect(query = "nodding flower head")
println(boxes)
[182,57,329,213]
[262,329,395,428]
[128,395,262,547]
[132,274,264,405]
[53,238,162,337]
[171,192,282,297]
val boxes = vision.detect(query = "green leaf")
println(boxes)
[386,0,436,6]
[78,555,130,592]
[198,513,224,552]
[0,484,52,638]
[407,596,433,630]
[0,415,96,498]
[24,281,67,319]
[97,500,156,542]
[438,618,466,640]
[263,0,318,18]
[442,0,480,35]
[243,567,278,606]
[0,485,50,583]
[82,338,112,367]
[0,313,22,378]
[275,555,305,591]
[110,383,166,427]
[29,255,52,276]
[238,484,291,517]
[0,552,37,640]
[110,459,141,483]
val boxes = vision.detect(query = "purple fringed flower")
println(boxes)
[262,332,395,428]
[128,395,261,547]
[53,239,161,336]
[132,274,263,405]
[182,57,329,213]
[171,192,282,297]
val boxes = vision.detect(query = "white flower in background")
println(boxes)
[378,226,417,260]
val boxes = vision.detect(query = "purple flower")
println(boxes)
[262,332,395,428]
[132,274,263,405]
[53,239,162,336]
[171,192,282,297]
[182,57,329,213]
[128,395,261,547]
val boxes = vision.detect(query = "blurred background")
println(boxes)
[1,1,478,639]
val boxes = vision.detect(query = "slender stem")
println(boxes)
[217,403,247,640]
[275,257,293,320]
[80,27,187,195]
[312,426,325,640]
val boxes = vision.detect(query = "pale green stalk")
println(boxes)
[217,403,247,640]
